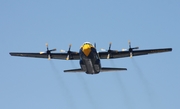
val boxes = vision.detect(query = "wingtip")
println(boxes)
[166,48,172,52]
[9,52,13,56]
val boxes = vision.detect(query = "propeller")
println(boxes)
[66,44,72,60]
[60,44,74,60]
[40,43,56,60]
[107,42,112,59]
[101,42,117,59]
[123,41,139,58]
[94,43,96,48]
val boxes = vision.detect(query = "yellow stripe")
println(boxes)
[82,44,91,56]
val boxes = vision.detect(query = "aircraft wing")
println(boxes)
[98,48,172,59]
[9,52,80,60]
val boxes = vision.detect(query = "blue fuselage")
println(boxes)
[79,47,101,74]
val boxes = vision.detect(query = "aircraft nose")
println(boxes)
[82,44,91,56]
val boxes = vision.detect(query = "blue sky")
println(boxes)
[0,0,180,109]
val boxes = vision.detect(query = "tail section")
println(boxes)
[64,67,127,73]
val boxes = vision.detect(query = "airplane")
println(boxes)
[9,41,172,74]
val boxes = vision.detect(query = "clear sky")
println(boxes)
[0,0,180,109]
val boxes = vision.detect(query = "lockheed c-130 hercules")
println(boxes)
[9,41,172,74]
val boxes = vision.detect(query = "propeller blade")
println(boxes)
[107,53,110,59]
[94,43,96,48]
[132,47,139,49]
[107,42,112,59]
[109,42,112,50]
[64,44,72,60]
[127,41,139,57]
[68,44,72,51]
[46,43,49,50]
[130,52,133,58]
[50,48,56,51]
[66,55,69,60]
[46,43,48,47]
[43,43,56,60]
[48,55,51,60]
[128,41,131,48]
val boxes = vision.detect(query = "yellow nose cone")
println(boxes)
[82,44,91,56]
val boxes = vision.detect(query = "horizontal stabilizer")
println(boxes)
[64,68,84,72]
[64,67,127,73]
[101,67,127,72]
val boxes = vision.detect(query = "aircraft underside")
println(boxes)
[79,47,101,74]
[80,57,101,74]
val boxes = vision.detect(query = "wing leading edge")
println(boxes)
[99,48,172,59]
[9,52,80,60]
